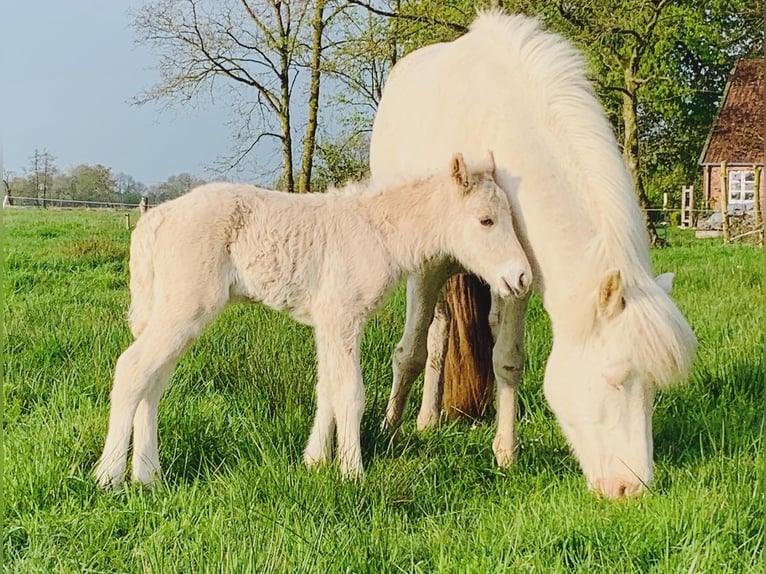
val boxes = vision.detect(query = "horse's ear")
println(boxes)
[598,269,625,320]
[451,153,470,192]
[655,272,674,294]
[487,150,496,176]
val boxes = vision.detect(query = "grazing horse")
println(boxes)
[369,12,697,498]
[95,153,532,488]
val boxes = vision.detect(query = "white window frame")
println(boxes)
[728,169,755,211]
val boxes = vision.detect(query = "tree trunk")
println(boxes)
[622,69,660,244]
[442,274,495,420]
[298,0,326,193]
[275,5,294,193]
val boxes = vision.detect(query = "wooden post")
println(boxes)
[720,161,730,243]
[124,213,131,230]
[680,185,694,228]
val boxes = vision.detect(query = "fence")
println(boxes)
[5,194,759,243]
[3,195,141,210]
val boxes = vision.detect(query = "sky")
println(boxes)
[1,1,245,186]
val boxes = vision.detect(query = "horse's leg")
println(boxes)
[303,335,337,470]
[130,360,180,485]
[96,285,226,489]
[128,296,227,486]
[491,294,529,468]
[305,319,365,478]
[94,327,182,489]
[383,264,452,431]
[416,299,449,430]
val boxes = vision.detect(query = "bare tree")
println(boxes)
[133,0,313,191]
[27,149,56,208]
[2,169,13,206]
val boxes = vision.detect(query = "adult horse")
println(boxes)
[370,12,696,499]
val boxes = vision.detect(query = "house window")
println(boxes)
[728,170,755,211]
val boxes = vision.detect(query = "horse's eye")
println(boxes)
[480,217,494,227]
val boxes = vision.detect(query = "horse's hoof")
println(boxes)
[94,470,124,490]
[492,435,519,469]
[416,411,439,431]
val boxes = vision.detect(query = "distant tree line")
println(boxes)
[2,148,206,207]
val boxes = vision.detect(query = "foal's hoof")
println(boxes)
[340,464,364,482]
[94,467,124,490]
[303,457,327,471]
[132,467,163,489]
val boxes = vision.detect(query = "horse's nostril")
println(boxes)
[519,272,527,287]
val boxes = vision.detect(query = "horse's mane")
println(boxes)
[472,12,648,277]
[471,12,696,385]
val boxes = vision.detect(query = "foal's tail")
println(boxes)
[127,209,163,338]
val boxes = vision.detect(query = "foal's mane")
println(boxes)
[472,12,696,385]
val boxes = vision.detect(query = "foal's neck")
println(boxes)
[361,175,450,272]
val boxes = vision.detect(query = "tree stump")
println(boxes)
[442,274,494,420]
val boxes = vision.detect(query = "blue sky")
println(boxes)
[1,1,241,185]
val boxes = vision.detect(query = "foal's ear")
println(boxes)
[487,150,496,176]
[597,269,625,320]
[451,153,470,192]
[655,272,674,294]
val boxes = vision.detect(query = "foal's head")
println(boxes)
[446,152,531,298]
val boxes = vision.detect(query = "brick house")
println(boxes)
[699,58,764,215]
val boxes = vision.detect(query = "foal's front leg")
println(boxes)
[305,319,365,478]
[491,294,528,468]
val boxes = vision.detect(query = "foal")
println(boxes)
[95,153,531,488]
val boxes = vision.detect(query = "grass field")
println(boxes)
[3,208,764,573]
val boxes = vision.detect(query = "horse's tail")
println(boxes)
[127,208,163,338]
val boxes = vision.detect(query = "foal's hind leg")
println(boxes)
[94,330,178,489]
[383,263,452,431]
[130,359,180,485]
[491,294,528,468]
[96,301,224,488]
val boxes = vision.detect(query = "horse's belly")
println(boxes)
[229,249,317,323]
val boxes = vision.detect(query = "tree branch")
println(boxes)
[345,0,467,33]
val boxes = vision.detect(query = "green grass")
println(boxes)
[3,209,764,573]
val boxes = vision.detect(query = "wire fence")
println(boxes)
[5,195,707,219]
[3,195,140,210]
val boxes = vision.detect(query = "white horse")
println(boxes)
[94,153,532,488]
[370,12,697,498]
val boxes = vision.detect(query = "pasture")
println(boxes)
[3,208,764,572]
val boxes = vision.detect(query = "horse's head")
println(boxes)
[543,269,696,499]
[447,152,531,298]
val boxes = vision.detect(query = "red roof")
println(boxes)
[701,59,764,165]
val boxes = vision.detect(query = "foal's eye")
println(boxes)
[480,217,494,227]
